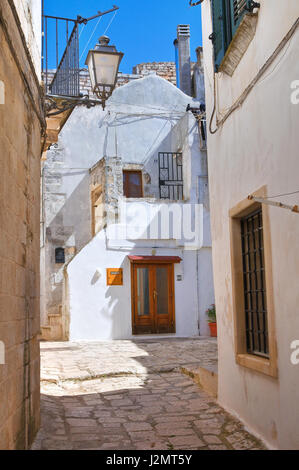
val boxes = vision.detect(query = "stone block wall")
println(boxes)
[105,157,123,224]
[40,142,87,337]
[133,62,177,86]
[90,158,106,235]
[0,1,43,449]
[44,60,187,99]
[44,70,142,98]
[89,158,156,235]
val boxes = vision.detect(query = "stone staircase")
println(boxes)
[41,307,64,341]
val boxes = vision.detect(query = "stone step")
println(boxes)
[48,313,62,327]
[180,363,218,398]
[41,324,63,342]
[40,326,53,342]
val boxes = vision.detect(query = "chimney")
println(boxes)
[193,46,205,104]
[196,46,204,71]
[173,39,180,89]
[177,25,191,96]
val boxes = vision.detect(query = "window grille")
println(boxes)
[159,153,183,200]
[241,209,269,357]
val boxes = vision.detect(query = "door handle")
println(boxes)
[153,290,158,300]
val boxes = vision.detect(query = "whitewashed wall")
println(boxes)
[68,232,200,340]
[42,75,214,339]
[202,0,299,449]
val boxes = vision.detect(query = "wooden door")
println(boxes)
[132,263,175,335]
[154,264,175,333]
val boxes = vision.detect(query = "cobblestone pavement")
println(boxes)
[32,338,265,450]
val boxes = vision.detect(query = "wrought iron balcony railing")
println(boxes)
[42,6,119,98]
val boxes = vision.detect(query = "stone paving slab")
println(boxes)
[33,338,266,450]
[40,337,218,383]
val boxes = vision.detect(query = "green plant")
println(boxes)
[206,304,216,323]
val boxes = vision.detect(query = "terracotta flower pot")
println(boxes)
[209,322,217,338]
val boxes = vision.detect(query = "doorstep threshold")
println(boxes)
[131,334,177,340]
[131,334,201,341]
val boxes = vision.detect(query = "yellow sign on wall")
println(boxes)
[107,268,123,286]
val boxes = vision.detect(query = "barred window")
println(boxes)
[159,152,183,201]
[55,247,65,264]
[241,209,269,357]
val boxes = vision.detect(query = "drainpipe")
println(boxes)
[173,39,180,89]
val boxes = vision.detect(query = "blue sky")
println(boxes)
[43,0,202,73]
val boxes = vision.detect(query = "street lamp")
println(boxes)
[85,35,124,109]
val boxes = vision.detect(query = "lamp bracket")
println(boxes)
[76,6,119,25]
[45,95,102,117]
[93,85,115,110]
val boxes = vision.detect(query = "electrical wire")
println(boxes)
[257,33,292,86]
[209,69,218,134]
[109,100,187,114]
[265,190,299,199]
[208,13,299,134]
[143,119,176,163]
[109,111,186,117]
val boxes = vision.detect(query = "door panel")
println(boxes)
[155,265,175,333]
[136,268,150,316]
[132,265,154,334]
[156,267,169,315]
[132,263,175,335]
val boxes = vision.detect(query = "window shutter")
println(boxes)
[211,0,226,71]
[230,0,249,36]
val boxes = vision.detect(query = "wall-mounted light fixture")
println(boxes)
[85,36,124,109]
[43,6,123,117]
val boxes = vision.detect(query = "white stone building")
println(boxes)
[201,0,299,449]
[41,74,214,341]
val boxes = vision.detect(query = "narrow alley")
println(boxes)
[32,338,265,450]
[2,0,299,452]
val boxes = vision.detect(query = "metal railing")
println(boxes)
[241,208,269,358]
[42,5,119,98]
[159,152,184,201]
[42,14,80,96]
[50,23,80,97]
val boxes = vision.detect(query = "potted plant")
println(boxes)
[206,304,217,337]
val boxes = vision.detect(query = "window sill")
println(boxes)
[236,353,278,378]
[123,197,185,203]
[219,13,258,77]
